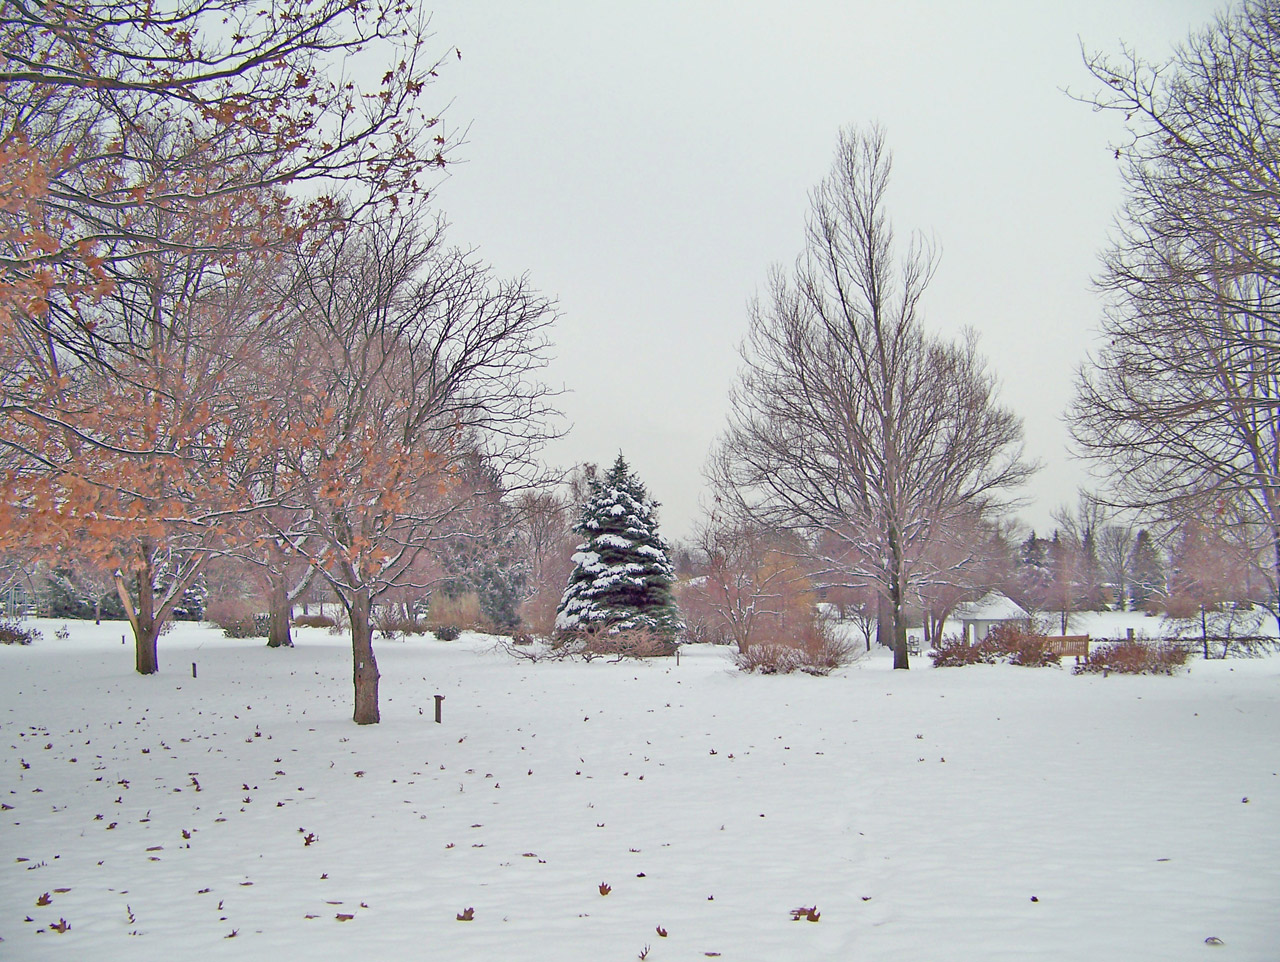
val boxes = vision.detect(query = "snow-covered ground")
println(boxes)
[2,619,1277,961]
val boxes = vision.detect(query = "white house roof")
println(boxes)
[954,591,1029,622]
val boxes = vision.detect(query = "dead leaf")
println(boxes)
[456,907,475,921]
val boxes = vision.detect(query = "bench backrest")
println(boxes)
[1048,635,1090,656]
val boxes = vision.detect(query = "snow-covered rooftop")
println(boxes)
[954,591,1030,622]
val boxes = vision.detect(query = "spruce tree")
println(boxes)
[555,455,682,641]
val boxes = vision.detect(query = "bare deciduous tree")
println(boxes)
[272,211,557,724]
[510,487,576,635]
[686,518,803,655]
[710,126,1034,668]
[1070,1,1280,627]
[1096,522,1137,610]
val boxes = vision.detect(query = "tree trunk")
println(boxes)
[876,594,893,649]
[266,575,294,648]
[1272,532,1280,638]
[116,565,161,675]
[350,591,380,724]
[888,530,909,669]
[890,580,909,669]
[891,607,909,669]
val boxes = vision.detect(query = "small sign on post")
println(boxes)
[434,694,445,724]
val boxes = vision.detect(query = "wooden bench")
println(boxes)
[1048,635,1090,663]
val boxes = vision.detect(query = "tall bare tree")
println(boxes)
[1096,521,1137,610]
[1070,1,1280,627]
[710,126,1034,668]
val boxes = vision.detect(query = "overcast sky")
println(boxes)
[424,1,1220,542]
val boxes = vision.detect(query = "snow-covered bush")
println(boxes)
[735,636,857,676]
[997,624,1060,667]
[0,620,41,645]
[929,635,991,667]
[1073,641,1188,675]
[930,624,1061,668]
[733,612,857,676]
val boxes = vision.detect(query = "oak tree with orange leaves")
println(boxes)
[0,0,455,671]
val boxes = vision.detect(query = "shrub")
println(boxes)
[427,592,482,632]
[992,623,1060,667]
[929,635,993,667]
[374,608,432,639]
[516,586,561,638]
[1073,640,1188,676]
[0,620,42,645]
[734,637,858,676]
[588,627,677,659]
[737,642,807,674]
[433,624,462,641]
[734,615,859,676]
[929,623,1061,668]
[538,625,679,662]
[206,597,269,638]
[220,614,270,639]
[294,613,337,629]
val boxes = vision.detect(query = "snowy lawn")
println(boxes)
[2,620,1277,961]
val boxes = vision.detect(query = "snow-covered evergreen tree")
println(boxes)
[555,455,682,639]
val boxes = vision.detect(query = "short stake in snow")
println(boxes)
[435,694,445,724]
[192,662,197,679]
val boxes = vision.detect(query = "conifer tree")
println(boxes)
[555,455,682,640]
